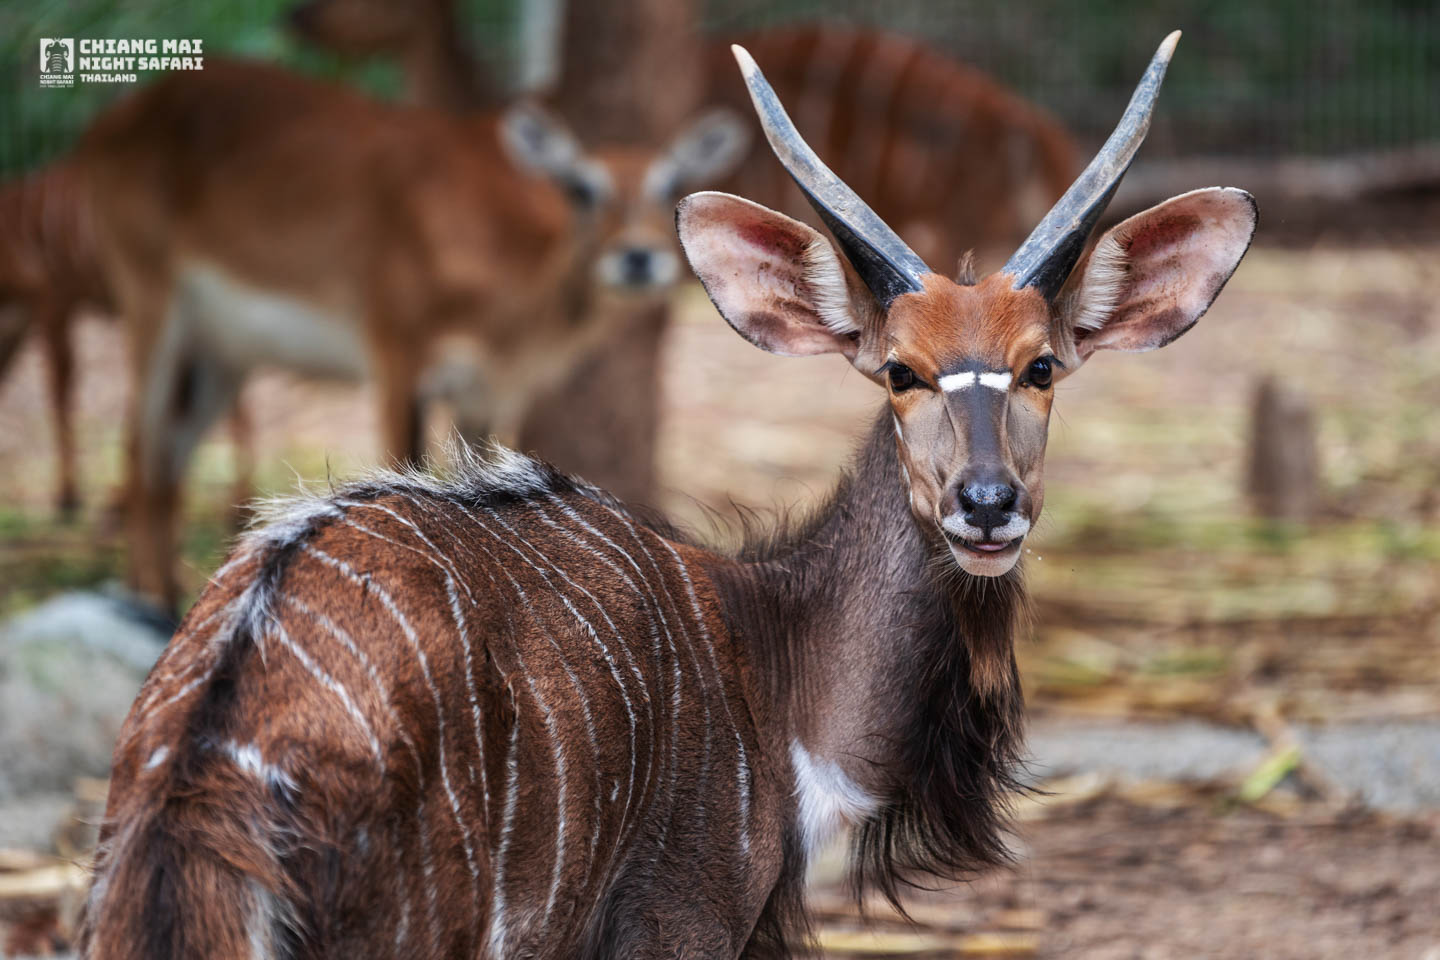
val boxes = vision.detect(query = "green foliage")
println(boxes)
[0,0,413,174]
[0,0,531,175]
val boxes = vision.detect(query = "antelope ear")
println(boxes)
[1058,187,1257,364]
[676,191,866,359]
[646,109,751,199]
[499,102,611,207]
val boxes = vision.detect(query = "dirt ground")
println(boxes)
[1,238,1438,957]
[808,792,1440,960]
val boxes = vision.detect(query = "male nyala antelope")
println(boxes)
[82,33,1255,959]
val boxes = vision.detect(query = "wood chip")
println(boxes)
[953,932,1041,955]
[990,908,1046,931]
[813,928,952,955]
[0,851,60,873]
[812,928,1040,956]
[0,864,88,902]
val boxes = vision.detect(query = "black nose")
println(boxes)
[621,248,653,284]
[956,473,1018,533]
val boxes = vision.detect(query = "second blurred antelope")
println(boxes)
[78,60,636,610]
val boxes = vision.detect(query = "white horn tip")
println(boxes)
[1160,30,1181,57]
[731,44,758,76]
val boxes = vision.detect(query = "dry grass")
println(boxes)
[1,243,1437,719]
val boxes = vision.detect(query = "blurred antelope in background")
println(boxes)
[427,108,751,448]
[80,33,1255,959]
[289,0,748,505]
[0,162,110,517]
[77,60,626,611]
[0,163,256,524]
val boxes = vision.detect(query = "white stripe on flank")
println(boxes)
[413,501,569,955]
[409,500,579,932]
[414,797,441,955]
[223,741,298,798]
[283,594,423,775]
[484,507,642,864]
[489,703,523,957]
[326,519,483,830]
[527,500,668,873]
[472,507,609,898]
[335,503,489,813]
[608,510,716,841]
[271,622,384,767]
[246,878,286,960]
[122,604,240,753]
[123,599,238,741]
[284,592,433,945]
[301,544,468,947]
[328,504,494,951]
[658,538,755,858]
[937,371,975,391]
[548,496,685,849]
[395,865,411,952]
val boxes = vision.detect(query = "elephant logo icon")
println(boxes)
[39,38,73,76]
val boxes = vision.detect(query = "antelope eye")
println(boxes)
[887,363,919,393]
[1026,357,1054,389]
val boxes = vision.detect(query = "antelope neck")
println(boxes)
[710,408,1026,799]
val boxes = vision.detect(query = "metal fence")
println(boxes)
[2,0,1437,175]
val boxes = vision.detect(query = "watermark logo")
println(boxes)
[37,38,204,87]
[39,38,75,87]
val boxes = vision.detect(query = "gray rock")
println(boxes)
[0,591,167,800]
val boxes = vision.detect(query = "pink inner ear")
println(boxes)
[1077,188,1256,355]
[676,191,859,359]
[1125,212,1203,260]
[737,220,809,259]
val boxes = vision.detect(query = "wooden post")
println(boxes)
[1246,375,1319,521]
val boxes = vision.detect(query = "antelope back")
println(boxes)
[0,162,108,310]
[82,453,779,958]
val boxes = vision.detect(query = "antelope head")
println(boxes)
[500,103,749,302]
[678,32,1256,577]
[587,110,750,300]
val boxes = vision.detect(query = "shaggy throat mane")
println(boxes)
[711,410,1031,912]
